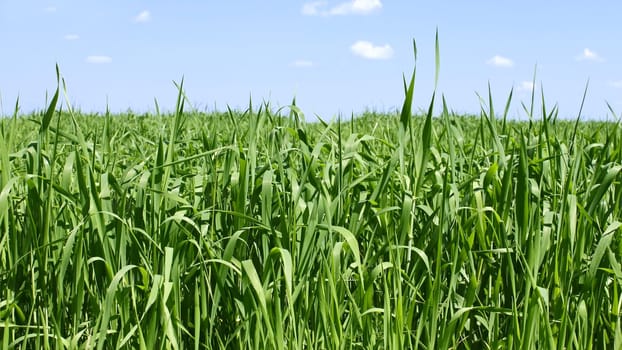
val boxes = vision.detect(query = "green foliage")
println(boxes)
[1,68,622,349]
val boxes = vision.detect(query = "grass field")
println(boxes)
[1,59,622,349]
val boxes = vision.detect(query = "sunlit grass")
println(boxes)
[1,42,622,349]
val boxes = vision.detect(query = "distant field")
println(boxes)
[1,72,622,349]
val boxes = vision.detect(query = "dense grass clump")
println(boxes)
[1,70,622,348]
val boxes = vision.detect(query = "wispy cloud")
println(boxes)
[611,81,622,88]
[134,10,151,23]
[351,40,393,60]
[64,34,80,41]
[302,0,382,16]
[486,55,514,68]
[517,81,534,93]
[576,48,603,62]
[45,6,57,12]
[302,1,326,15]
[86,55,112,64]
[290,60,314,68]
[329,0,382,15]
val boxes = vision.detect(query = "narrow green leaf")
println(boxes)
[40,64,60,134]
[97,265,137,350]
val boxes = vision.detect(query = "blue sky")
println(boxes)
[1,1,621,120]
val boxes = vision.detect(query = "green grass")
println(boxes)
[1,57,622,349]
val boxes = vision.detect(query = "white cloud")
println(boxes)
[64,34,79,40]
[518,81,534,93]
[351,40,393,60]
[290,60,314,67]
[302,0,382,16]
[329,0,382,15]
[611,81,622,88]
[486,55,514,68]
[134,10,151,23]
[86,55,112,64]
[302,1,326,15]
[45,6,57,12]
[576,48,603,62]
